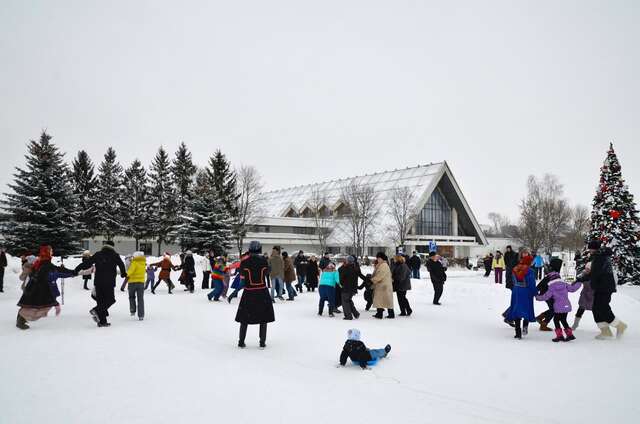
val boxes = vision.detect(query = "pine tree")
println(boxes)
[207,149,238,215]
[180,170,232,255]
[95,147,125,241]
[122,159,151,251]
[171,142,197,249]
[71,150,99,238]
[0,131,80,256]
[586,143,640,285]
[148,147,178,256]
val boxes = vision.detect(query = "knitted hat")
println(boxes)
[549,258,563,273]
[347,328,361,341]
[82,250,91,257]
[346,255,355,264]
[133,251,144,258]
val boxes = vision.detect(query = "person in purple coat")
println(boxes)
[536,274,582,342]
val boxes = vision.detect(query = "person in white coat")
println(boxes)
[201,251,212,289]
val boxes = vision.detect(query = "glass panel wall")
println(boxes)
[414,189,452,235]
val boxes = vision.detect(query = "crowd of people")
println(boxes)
[5,238,630,351]
[501,240,628,341]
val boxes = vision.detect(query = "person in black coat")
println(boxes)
[426,252,447,305]
[483,253,493,277]
[588,240,627,339]
[338,256,362,320]
[0,248,7,293]
[16,245,76,329]
[407,252,422,279]
[504,246,519,289]
[77,250,94,291]
[306,256,320,292]
[339,329,391,369]
[293,251,308,292]
[392,255,413,316]
[74,241,126,327]
[176,251,196,293]
[235,241,275,348]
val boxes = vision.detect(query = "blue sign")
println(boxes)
[428,241,437,253]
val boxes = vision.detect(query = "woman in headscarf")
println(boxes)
[16,245,75,330]
[505,250,537,339]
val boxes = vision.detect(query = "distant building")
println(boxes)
[245,162,487,258]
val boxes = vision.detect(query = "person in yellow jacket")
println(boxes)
[492,251,506,285]
[127,251,147,320]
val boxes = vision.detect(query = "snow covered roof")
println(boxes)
[260,162,444,218]
[257,162,486,246]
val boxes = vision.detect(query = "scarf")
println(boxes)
[513,255,534,282]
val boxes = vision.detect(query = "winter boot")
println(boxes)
[552,328,565,342]
[564,328,576,341]
[595,323,614,340]
[386,309,395,319]
[571,316,581,331]
[329,308,335,317]
[522,325,529,336]
[16,313,29,330]
[83,281,89,290]
[97,322,111,328]
[611,319,628,339]
[89,308,99,324]
[318,305,323,316]
[384,344,392,357]
[373,309,384,319]
[514,326,522,339]
[536,315,552,332]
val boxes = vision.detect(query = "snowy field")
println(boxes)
[1,255,639,424]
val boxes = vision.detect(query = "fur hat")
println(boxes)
[347,329,361,341]
[588,240,602,250]
[82,250,91,257]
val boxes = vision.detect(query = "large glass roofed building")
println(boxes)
[247,162,487,259]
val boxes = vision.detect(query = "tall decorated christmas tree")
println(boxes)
[1,131,80,256]
[586,143,640,285]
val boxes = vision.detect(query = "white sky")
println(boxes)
[1,0,638,223]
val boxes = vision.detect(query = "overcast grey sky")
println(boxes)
[1,0,638,223]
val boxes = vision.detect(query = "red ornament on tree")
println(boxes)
[610,210,621,220]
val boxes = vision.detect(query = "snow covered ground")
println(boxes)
[1,255,639,424]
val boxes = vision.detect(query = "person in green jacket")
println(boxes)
[127,252,147,321]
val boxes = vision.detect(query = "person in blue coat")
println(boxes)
[532,252,545,280]
[506,252,537,339]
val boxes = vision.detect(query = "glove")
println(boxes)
[121,272,127,278]
[55,305,61,316]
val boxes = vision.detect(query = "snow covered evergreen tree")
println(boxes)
[148,147,178,256]
[1,131,80,256]
[71,150,99,238]
[171,142,197,249]
[122,159,151,251]
[586,143,640,285]
[207,149,238,215]
[180,170,232,255]
[95,147,125,241]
